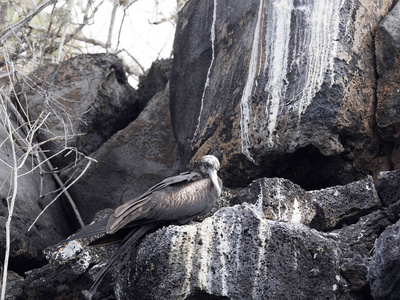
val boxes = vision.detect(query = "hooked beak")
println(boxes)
[208,168,221,197]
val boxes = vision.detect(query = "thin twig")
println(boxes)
[0,95,19,300]
[0,0,57,45]
[28,159,93,231]
[106,0,119,51]
[1,89,86,227]
[116,0,137,50]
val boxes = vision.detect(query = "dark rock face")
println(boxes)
[374,169,400,206]
[375,2,400,147]
[0,121,71,275]
[107,203,349,300]
[368,219,400,300]
[335,210,394,299]
[309,176,381,231]
[230,177,315,225]
[59,84,180,224]
[138,59,171,104]
[19,53,140,168]
[5,0,400,299]
[7,264,92,300]
[170,0,394,188]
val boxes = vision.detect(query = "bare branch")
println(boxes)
[28,159,93,232]
[107,0,120,51]
[149,15,174,25]
[0,82,88,228]
[0,90,19,300]
[0,0,57,45]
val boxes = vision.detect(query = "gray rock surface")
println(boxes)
[19,53,140,168]
[0,119,71,275]
[230,177,315,225]
[60,84,180,223]
[104,202,349,300]
[376,2,400,142]
[170,0,394,187]
[368,219,400,300]
[309,176,381,231]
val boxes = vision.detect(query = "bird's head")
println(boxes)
[199,155,221,197]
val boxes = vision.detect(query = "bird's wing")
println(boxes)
[106,177,219,234]
[105,171,203,234]
[66,171,202,241]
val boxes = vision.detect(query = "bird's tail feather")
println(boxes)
[87,223,158,298]
[67,217,109,241]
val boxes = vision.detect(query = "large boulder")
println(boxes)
[368,219,400,300]
[19,53,140,168]
[108,202,349,299]
[0,119,71,276]
[137,59,171,104]
[375,2,400,168]
[230,177,315,225]
[7,171,400,299]
[170,0,394,188]
[309,176,381,231]
[59,84,180,224]
[374,169,400,206]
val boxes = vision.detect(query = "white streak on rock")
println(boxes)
[55,240,83,260]
[180,226,198,296]
[264,0,293,144]
[256,180,264,208]
[168,225,198,296]
[233,211,243,277]
[276,185,288,221]
[297,1,342,117]
[244,202,270,298]
[262,0,344,143]
[240,0,264,163]
[197,218,214,291]
[293,250,299,270]
[291,198,302,223]
[194,0,217,137]
[215,217,228,294]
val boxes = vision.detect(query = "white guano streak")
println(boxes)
[297,0,342,117]
[264,0,293,143]
[245,202,270,298]
[291,198,302,223]
[194,0,217,137]
[215,217,229,294]
[197,218,214,291]
[181,227,198,296]
[168,226,197,296]
[240,0,264,163]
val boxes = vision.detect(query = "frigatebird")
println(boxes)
[66,155,222,298]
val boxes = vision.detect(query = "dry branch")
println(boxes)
[0,0,57,45]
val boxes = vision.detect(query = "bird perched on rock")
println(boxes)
[66,154,222,298]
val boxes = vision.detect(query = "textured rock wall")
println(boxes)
[114,202,348,300]
[0,119,71,275]
[19,54,139,168]
[5,0,400,299]
[60,83,180,223]
[170,0,394,188]
[375,2,400,169]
